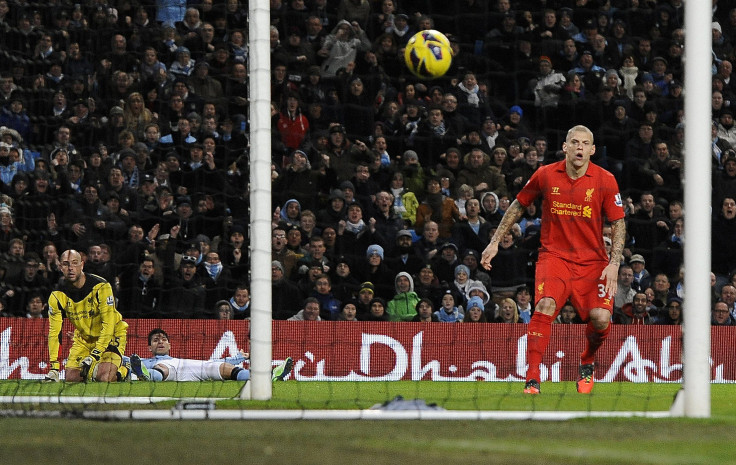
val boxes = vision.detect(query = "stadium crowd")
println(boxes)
[0,0,734,326]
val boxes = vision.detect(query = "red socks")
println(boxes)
[525,312,554,382]
[580,322,611,365]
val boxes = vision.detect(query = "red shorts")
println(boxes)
[534,255,614,321]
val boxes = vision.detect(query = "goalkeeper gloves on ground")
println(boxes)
[80,350,102,381]
[44,369,60,382]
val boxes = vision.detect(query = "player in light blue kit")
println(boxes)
[129,328,293,382]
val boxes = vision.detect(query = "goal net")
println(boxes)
[0,1,718,421]
[1,318,731,419]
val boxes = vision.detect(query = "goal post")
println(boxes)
[244,0,273,401]
[674,0,713,418]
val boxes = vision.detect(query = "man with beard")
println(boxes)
[717,108,736,148]
[386,229,423,277]
[615,291,655,325]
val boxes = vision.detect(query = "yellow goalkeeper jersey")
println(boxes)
[47,273,124,369]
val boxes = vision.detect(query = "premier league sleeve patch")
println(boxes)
[614,193,622,207]
[107,296,115,306]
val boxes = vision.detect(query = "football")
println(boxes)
[403,30,453,79]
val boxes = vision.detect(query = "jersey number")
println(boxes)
[597,284,606,298]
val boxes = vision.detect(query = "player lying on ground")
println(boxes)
[128,328,293,382]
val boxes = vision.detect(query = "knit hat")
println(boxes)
[467,296,485,311]
[329,189,345,201]
[403,150,419,162]
[340,180,355,192]
[454,264,470,278]
[272,260,285,273]
[366,244,384,260]
[359,282,375,294]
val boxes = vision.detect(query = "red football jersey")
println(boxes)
[516,160,625,264]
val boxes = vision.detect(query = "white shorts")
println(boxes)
[154,358,224,381]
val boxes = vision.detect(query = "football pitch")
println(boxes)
[1,381,735,464]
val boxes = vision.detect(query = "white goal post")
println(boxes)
[672,0,712,418]
[244,0,274,401]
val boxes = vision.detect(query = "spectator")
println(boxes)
[160,249,206,318]
[614,264,637,313]
[337,300,358,321]
[627,192,666,258]
[650,272,672,317]
[364,296,389,321]
[657,295,683,325]
[555,302,581,324]
[273,260,303,319]
[311,272,341,320]
[719,284,736,320]
[629,254,651,292]
[462,296,487,323]
[415,176,461,240]
[462,249,492,293]
[5,253,49,316]
[494,297,521,323]
[712,300,735,326]
[387,170,419,226]
[318,20,371,78]
[532,55,566,127]
[215,299,234,320]
[354,243,393,300]
[386,228,422,276]
[23,291,47,318]
[202,250,233,310]
[456,147,508,198]
[617,292,655,325]
[117,256,162,318]
[350,280,374,317]
[411,297,439,322]
[712,198,736,283]
[288,296,322,321]
[276,94,311,155]
[329,255,360,302]
[435,289,464,323]
[228,285,251,320]
[387,271,419,322]
[514,285,533,323]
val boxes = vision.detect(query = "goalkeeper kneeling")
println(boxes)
[128,328,293,382]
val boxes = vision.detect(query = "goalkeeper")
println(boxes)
[46,250,129,382]
[129,328,293,382]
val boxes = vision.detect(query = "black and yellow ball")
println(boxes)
[403,30,453,79]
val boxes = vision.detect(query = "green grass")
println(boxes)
[1,382,734,464]
[1,379,684,411]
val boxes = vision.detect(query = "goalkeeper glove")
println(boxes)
[44,369,60,382]
[80,350,101,381]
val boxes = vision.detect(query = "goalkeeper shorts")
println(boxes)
[66,322,128,370]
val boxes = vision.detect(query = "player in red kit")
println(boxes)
[481,125,626,394]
